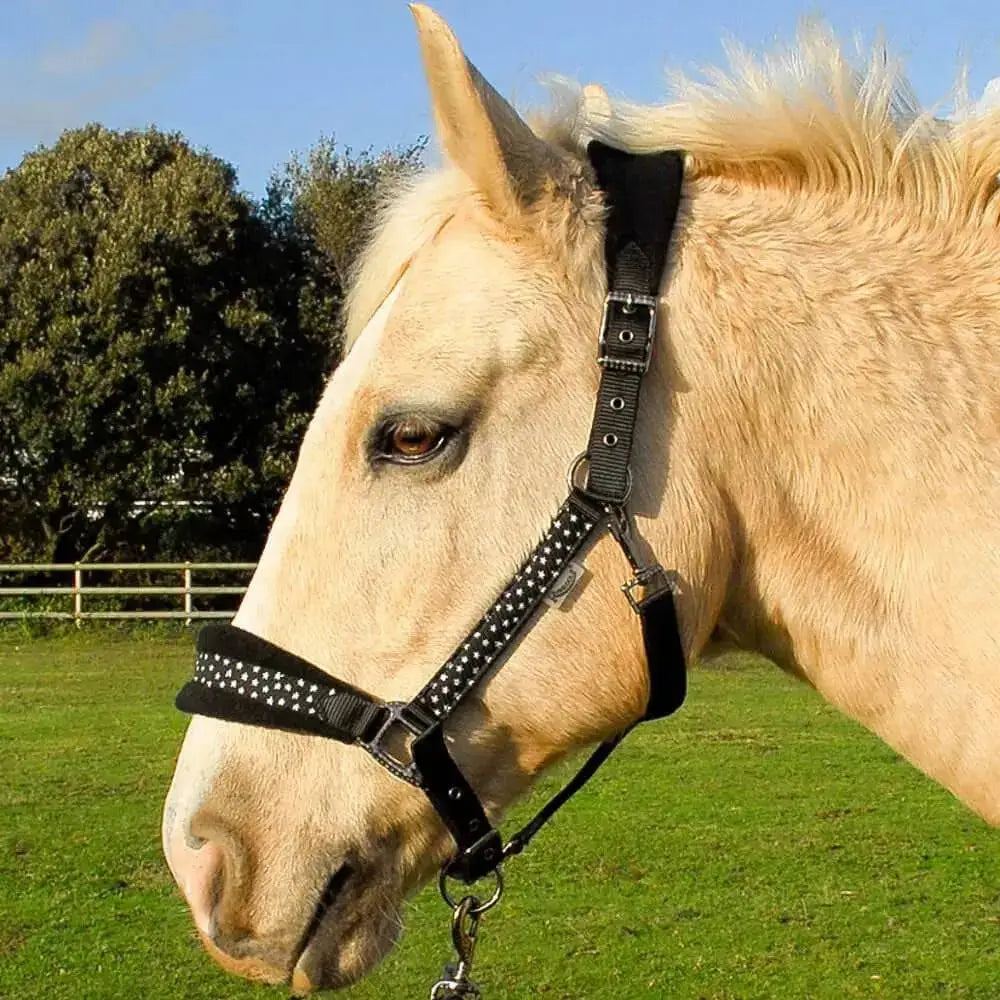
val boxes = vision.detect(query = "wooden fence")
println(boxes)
[0,563,255,622]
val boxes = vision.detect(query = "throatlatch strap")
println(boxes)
[638,586,687,720]
[502,734,624,859]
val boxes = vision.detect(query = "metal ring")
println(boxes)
[610,397,625,411]
[619,329,635,343]
[566,451,591,493]
[439,867,504,916]
[603,433,618,447]
[565,451,633,503]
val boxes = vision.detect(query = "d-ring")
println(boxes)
[439,867,504,916]
[567,451,591,492]
[566,451,633,503]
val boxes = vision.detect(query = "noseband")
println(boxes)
[176,142,686,911]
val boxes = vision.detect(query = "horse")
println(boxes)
[162,4,1000,992]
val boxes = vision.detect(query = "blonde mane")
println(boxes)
[347,23,1000,347]
[546,23,1000,228]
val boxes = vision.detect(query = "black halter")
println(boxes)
[176,142,687,885]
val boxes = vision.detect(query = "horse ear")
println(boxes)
[410,4,566,219]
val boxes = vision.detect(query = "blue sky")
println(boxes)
[2,0,998,197]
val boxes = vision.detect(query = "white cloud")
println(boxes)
[951,75,1000,121]
[0,72,167,136]
[0,8,226,146]
[38,19,134,77]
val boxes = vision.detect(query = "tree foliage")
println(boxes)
[276,136,425,286]
[262,135,426,355]
[0,126,314,562]
[0,126,424,564]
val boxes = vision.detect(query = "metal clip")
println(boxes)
[606,506,671,613]
[430,896,483,999]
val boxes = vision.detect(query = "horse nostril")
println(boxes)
[167,830,228,939]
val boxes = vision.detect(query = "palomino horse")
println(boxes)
[162,4,1000,992]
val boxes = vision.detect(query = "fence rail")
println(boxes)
[0,563,256,622]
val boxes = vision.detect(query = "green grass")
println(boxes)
[1,633,997,1000]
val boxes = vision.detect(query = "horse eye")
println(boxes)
[381,419,450,464]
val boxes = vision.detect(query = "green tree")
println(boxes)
[263,136,426,356]
[0,124,330,563]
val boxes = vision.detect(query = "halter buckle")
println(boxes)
[606,505,675,612]
[597,291,657,373]
[622,567,673,613]
[362,701,436,784]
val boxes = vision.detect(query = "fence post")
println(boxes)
[73,563,82,626]
[184,563,192,627]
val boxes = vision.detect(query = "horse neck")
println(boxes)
[650,175,1000,824]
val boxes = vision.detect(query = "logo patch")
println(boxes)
[543,561,586,609]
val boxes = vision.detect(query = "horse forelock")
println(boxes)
[343,170,471,354]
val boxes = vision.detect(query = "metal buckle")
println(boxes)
[362,701,435,784]
[606,504,674,612]
[622,567,670,613]
[597,291,657,373]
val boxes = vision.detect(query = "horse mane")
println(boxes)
[345,23,1000,349]
[543,22,1000,229]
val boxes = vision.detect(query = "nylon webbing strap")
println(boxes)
[412,490,604,722]
[584,143,684,504]
[502,733,624,860]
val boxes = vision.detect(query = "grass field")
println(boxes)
[1,631,998,1000]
